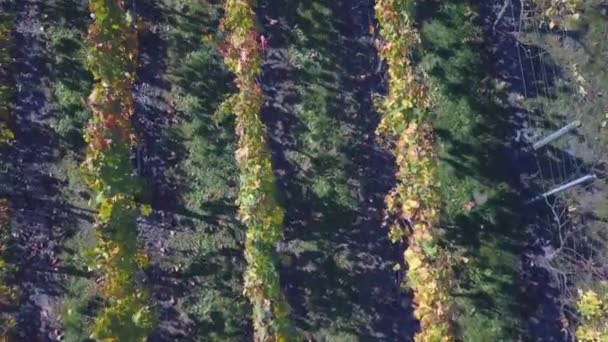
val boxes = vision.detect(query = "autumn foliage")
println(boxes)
[576,288,608,341]
[83,0,154,340]
[0,15,13,144]
[219,0,295,340]
[532,0,583,29]
[374,0,455,341]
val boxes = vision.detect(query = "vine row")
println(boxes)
[83,1,154,340]
[219,0,295,340]
[0,13,13,145]
[374,1,455,341]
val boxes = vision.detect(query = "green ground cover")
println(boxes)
[417,1,527,339]
[272,0,410,339]
[159,0,249,339]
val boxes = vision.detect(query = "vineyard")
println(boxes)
[1,0,607,341]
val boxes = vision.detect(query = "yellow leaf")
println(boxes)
[403,199,420,211]
[140,204,152,216]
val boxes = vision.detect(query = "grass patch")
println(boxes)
[44,2,98,340]
[60,278,98,342]
[264,0,411,339]
[418,1,526,339]
[159,0,249,339]
[46,21,93,150]
[287,4,357,209]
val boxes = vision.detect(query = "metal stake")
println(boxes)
[526,174,596,204]
[532,120,581,150]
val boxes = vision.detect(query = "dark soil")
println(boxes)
[257,0,415,339]
[130,0,190,339]
[130,1,248,340]
[9,1,68,340]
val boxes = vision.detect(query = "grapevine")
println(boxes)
[220,0,296,340]
[575,288,608,341]
[0,13,13,144]
[374,1,455,341]
[531,0,583,29]
[83,1,155,340]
